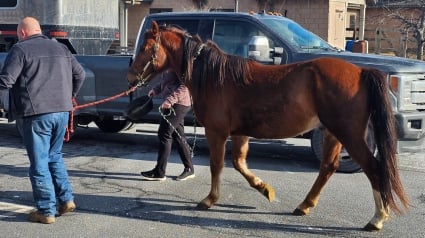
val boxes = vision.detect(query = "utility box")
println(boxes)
[352,40,368,53]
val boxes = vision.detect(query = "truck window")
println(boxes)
[212,20,276,58]
[153,19,213,42]
[197,20,214,41]
[0,36,17,52]
[0,0,17,8]
[155,20,199,36]
[260,18,335,51]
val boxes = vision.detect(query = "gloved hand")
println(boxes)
[148,89,156,97]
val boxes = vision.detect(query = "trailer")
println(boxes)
[0,0,119,55]
[1,0,135,135]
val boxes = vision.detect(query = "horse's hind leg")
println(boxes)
[231,136,275,201]
[294,129,342,215]
[342,139,389,231]
[197,129,228,209]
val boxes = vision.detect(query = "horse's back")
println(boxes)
[227,57,369,139]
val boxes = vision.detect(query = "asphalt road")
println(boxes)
[0,118,424,238]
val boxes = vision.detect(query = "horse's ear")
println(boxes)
[151,21,159,37]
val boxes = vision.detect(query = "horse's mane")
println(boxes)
[160,25,253,91]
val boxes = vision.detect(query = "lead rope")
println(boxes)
[64,83,141,142]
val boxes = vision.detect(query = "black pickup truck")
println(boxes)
[0,53,133,133]
[131,11,425,172]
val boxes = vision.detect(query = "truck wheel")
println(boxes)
[94,119,134,133]
[310,126,375,173]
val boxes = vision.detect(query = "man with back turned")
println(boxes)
[0,17,85,224]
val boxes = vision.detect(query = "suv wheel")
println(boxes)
[94,118,134,133]
[310,125,375,173]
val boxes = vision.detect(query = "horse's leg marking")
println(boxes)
[231,136,275,202]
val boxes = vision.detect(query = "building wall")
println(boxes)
[329,1,346,48]
[365,7,420,57]
[276,0,366,50]
[275,0,331,46]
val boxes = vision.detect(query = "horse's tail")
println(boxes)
[362,67,410,215]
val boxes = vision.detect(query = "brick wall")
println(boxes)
[281,0,331,43]
[365,7,420,58]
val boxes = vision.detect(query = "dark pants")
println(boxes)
[155,104,193,176]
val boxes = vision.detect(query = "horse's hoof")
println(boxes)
[196,202,211,210]
[363,223,381,232]
[292,208,307,216]
[263,184,275,202]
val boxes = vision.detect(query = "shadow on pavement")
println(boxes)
[0,190,363,236]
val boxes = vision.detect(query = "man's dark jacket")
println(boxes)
[0,34,85,121]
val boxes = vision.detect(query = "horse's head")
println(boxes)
[127,21,183,86]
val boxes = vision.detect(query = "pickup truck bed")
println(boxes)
[0,53,134,133]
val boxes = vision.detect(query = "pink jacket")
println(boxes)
[152,71,191,107]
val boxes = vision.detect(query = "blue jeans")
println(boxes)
[22,112,74,216]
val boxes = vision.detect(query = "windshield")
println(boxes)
[260,17,337,52]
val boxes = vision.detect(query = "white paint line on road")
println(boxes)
[0,201,33,218]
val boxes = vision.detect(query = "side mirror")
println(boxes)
[248,36,284,65]
[248,36,272,63]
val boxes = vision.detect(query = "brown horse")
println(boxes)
[128,21,410,231]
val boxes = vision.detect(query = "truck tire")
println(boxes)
[310,125,375,173]
[94,118,134,133]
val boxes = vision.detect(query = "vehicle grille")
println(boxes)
[397,74,425,111]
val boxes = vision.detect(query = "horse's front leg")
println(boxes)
[294,129,341,216]
[231,135,275,202]
[197,129,228,209]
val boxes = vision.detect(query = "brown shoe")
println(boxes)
[28,210,55,224]
[58,201,76,215]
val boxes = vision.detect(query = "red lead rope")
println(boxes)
[64,85,139,142]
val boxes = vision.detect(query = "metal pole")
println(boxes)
[235,0,239,12]
[359,3,366,41]
[119,0,128,52]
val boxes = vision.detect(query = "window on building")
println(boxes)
[150,8,172,14]
[210,9,234,12]
[346,11,359,40]
[0,0,17,8]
